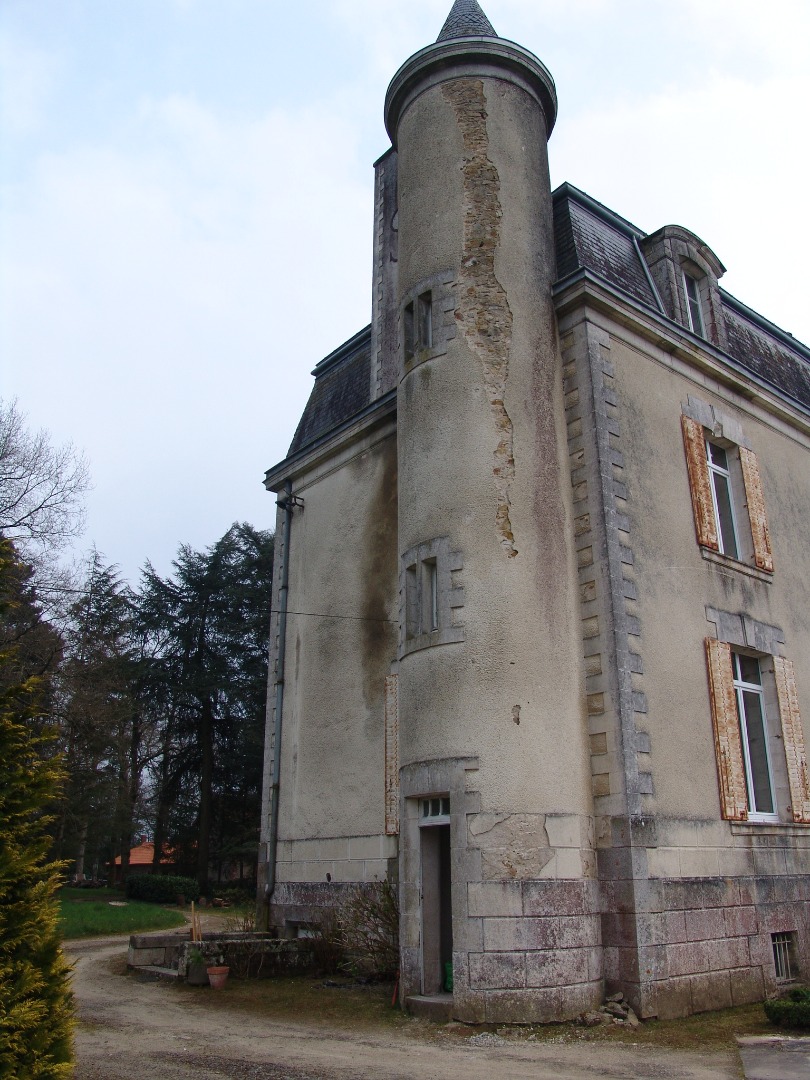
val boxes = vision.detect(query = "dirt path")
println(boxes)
[67,936,742,1080]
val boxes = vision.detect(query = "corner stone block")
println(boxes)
[482,917,525,952]
[484,987,563,1024]
[653,976,693,1020]
[684,906,726,942]
[690,971,732,1013]
[468,951,526,991]
[522,879,588,916]
[467,881,522,918]
[452,990,487,1025]
[730,966,765,1006]
[667,940,712,978]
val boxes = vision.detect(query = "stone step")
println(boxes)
[405,994,454,1022]
[135,965,179,982]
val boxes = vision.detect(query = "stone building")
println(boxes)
[258,0,810,1022]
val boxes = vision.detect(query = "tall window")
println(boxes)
[706,441,739,559]
[683,272,705,337]
[732,653,777,820]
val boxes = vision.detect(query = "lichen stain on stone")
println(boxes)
[442,78,517,558]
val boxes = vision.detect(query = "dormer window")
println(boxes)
[683,272,705,337]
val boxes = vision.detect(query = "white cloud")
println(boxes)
[0,32,59,134]
[2,91,373,579]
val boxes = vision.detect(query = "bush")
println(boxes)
[310,880,399,980]
[125,874,199,904]
[764,986,810,1029]
[0,543,74,1076]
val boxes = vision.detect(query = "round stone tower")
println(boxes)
[385,1,599,1021]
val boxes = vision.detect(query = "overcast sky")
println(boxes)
[2,0,809,586]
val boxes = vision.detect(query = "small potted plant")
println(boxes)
[206,952,229,990]
[186,946,208,986]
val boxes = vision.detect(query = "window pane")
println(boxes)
[418,292,433,350]
[738,655,762,686]
[712,472,739,559]
[741,689,774,814]
[707,443,728,470]
[684,273,705,336]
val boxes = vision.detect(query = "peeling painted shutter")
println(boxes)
[739,447,774,573]
[681,415,718,552]
[705,638,748,821]
[773,657,810,824]
[384,674,399,835]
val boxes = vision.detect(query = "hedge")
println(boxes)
[764,986,810,1029]
[125,874,199,904]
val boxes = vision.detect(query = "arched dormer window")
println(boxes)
[640,225,726,348]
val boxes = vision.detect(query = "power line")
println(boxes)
[269,608,397,624]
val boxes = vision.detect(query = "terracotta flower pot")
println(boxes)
[206,965,229,990]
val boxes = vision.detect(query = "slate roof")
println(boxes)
[554,186,655,309]
[285,185,810,459]
[437,0,497,41]
[287,328,372,455]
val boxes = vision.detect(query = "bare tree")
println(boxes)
[0,398,90,561]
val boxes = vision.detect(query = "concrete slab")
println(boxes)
[737,1035,810,1080]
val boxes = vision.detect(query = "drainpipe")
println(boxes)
[265,478,299,912]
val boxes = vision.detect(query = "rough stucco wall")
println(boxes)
[606,329,810,829]
[395,75,588,818]
[276,431,398,843]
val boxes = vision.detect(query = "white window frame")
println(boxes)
[706,439,741,559]
[732,652,779,823]
[683,271,705,337]
[420,795,450,826]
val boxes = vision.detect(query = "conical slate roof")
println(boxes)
[437,0,497,41]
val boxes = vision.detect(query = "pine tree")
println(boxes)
[0,540,74,1078]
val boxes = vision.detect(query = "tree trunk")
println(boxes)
[74,819,88,881]
[196,694,214,896]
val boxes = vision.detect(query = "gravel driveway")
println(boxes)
[67,936,742,1080]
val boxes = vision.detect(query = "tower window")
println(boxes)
[403,290,433,363]
[683,272,705,337]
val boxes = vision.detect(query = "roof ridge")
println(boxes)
[437,0,497,42]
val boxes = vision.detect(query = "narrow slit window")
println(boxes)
[684,272,705,337]
[405,564,418,639]
[403,302,415,363]
[425,559,439,632]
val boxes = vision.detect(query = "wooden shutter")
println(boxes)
[705,638,748,821]
[773,657,810,824]
[739,447,774,573]
[384,674,399,835]
[681,415,718,551]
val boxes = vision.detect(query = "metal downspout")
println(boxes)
[265,478,295,908]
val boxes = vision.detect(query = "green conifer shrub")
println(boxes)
[764,986,810,1029]
[0,541,74,1078]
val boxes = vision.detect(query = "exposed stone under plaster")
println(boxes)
[442,78,517,558]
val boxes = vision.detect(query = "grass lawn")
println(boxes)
[59,888,187,939]
[190,975,803,1052]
